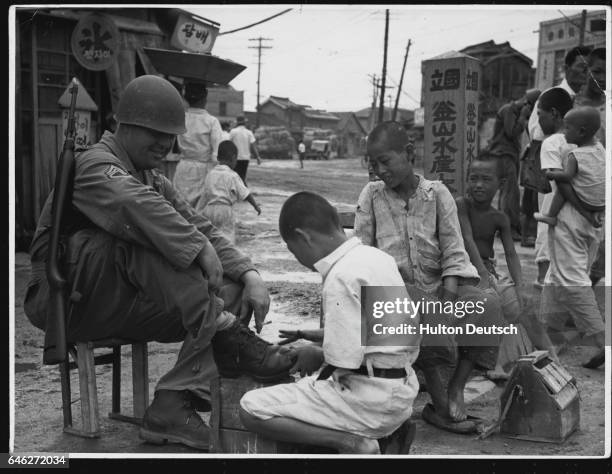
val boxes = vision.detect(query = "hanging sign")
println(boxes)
[71,13,120,71]
[170,12,219,54]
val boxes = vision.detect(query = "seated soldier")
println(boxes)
[240,192,420,454]
[24,75,294,451]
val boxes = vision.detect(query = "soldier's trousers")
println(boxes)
[25,229,243,401]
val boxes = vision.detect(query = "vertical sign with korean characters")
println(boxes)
[421,52,481,196]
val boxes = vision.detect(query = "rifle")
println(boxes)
[45,80,78,364]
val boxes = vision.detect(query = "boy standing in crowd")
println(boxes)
[355,122,503,429]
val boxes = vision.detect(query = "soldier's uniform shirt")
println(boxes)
[25,131,255,399]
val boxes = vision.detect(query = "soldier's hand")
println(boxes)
[197,240,223,290]
[240,270,270,333]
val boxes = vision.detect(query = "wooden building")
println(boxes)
[459,41,535,122]
[206,85,244,125]
[257,96,340,133]
[13,7,244,249]
[332,112,367,158]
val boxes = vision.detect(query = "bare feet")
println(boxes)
[340,436,381,454]
[447,385,467,422]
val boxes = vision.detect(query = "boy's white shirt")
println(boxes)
[313,237,420,371]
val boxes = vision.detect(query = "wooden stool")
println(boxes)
[60,339,149,438]
[210,375,294,453]
[210,375,337,454]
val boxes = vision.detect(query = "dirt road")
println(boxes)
[11,157,607,456]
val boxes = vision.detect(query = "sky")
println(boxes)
[187,5,602,113]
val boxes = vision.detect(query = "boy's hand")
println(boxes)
[545,170,556,180]
[278,329,301,345]
[290,345,324,377]
[256,156,262,165]
[254,204,262,215]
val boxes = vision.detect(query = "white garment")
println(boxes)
[315,237,421,369]
[177,107,222,162]
[240,237,420,439]
[527,79,576,141]
[570,143,606,207]
[229,125,256,161]
[534,133,576,263]
[220,131,231,141]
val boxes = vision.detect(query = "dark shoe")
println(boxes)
[139,390,209,451]
[212,320,295,382]
[582,349,605,369]
[511,229,522,241]
[379,420,416,454]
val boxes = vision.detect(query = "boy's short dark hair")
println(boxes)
[279,192,341,241]
[565,46,592,68]
[539,88,573,116]
[468,152,504,179]
[589,47,606,64]
[218,140,238,163]
[367,121,410,153]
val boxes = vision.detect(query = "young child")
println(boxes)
[456,155,528,313]
[456,155,556,378]
[202,140,261,243]
[240,192,420,454]
[534,106,605,227]
[355,121,503,430]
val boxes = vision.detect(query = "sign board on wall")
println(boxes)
[71,13,120,71]
[170,12,219,54]
[421,51,481,197]
[61,109,92,150]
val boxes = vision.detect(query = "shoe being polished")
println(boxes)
[139,390,209,451]
[212,320,295,382]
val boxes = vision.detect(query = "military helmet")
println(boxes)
[116,75,186,135]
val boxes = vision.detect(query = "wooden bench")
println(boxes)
[209,376,335,454]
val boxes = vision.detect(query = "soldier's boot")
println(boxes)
[139,389,209,451]
[212,319,295,382]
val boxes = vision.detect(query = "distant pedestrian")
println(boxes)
[172,82,223,214]
[220,121,231,141]
[230,116,261,185]
[298,140,306,168]
[486,89,539,240]
[202,141,262,243]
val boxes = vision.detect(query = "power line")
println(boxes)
[219,9,292,36]
[248,37,273,128]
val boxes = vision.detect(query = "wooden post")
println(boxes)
[579,9,587,46]
[131,343,149,419]
[378,10,389,123]
[421,51,481,197]
[393,39,411,121]
[76,342,100,436]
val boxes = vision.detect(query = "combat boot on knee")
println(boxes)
[212,319,295,382]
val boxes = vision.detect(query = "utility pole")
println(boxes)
[248,37,273,128]
[378,9,389,124]
[578,9,587,46]
[392,39,412,122]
